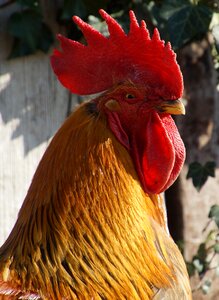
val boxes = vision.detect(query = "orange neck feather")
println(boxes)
[0,103,185,299]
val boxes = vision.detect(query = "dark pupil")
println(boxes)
[126,94,135,99]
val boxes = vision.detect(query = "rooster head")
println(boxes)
[51,10,186,194]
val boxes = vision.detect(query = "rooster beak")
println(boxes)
[156,99,185,115]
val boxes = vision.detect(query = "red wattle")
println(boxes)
[159,115,185,191]
[141,113,176,193]
[107,110,185,194]
[130,112,178,194]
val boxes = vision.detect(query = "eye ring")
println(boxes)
[126,94,136,99]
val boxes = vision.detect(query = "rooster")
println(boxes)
[0,10,191,300]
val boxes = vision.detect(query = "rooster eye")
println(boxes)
[126,94,136,99]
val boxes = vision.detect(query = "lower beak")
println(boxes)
[156,99,185,115]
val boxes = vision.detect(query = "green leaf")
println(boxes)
[83,0,108,15]
[205,161,216,177]
[38,23,54,53]
[199,0,219,12]
[186,161,216,191]
[193,258,204,273]
[159,0,190,20]
[167,4,213,48]
[192,243,209,275]
[197,243,207,261]
[206,229,217,242]
[209,205,219,228]
[214,243,219,253]
[8,9,54,58]
[8,10,42,51]
[61,0,87,20]
[201,279,212,294]
[186,162,201,178]
[186,262,195,277]
[16,0,41,13]
[186,162,208,191]
[9,38,35,58]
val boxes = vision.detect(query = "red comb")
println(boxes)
[51,9,183,98]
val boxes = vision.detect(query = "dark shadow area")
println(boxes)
[165,177,184,243]
[178,37,219,166]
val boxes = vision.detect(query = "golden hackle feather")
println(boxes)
[0,99,191,299]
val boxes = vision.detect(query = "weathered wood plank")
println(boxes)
[0,51,81,246]
[0,1,81,246]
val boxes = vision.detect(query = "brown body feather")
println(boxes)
[0,102,191,299]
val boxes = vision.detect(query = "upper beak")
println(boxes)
[156,99,185,115]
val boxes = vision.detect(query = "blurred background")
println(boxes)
[0,0,219,298]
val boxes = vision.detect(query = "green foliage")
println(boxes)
[189,243,209,276]
[186,205,219,294]
[16,0,41,12]
[209,204,219,228]
[201,279,212,295]
[186,161,216,191]
[2,0,218,57]
[144,0,214,49]
[167,3,212,48]
[60,0,87,20]
[152,0,213,48]
[6,0,54,58]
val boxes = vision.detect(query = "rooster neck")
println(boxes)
[0,103,190,299]
[22,101,166,226]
